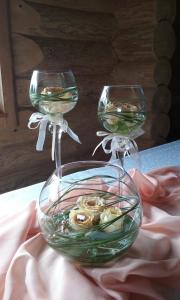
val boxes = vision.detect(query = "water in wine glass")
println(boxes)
[29,70,78,115]
[98,85,146,136]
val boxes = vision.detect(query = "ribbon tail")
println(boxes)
[93,134,115,156]
[51,124,56,161]
[92,143,101,156]
[66,127,81,144]
[92,140,104,156]
[28,113,81,162]
[36,119,48,151]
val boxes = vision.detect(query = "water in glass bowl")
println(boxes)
[37,161,142,267]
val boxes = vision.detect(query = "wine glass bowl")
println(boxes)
[98,85,146,136]
[37,161,142,267]
[29,70,78,115]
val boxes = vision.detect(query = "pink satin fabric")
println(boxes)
[0,167,180,300]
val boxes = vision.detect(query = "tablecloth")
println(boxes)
[0,167,180,300]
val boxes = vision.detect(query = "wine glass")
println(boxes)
[29,70,79,176]
[37,160,142,266]
[97,85,146,170]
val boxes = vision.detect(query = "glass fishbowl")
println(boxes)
[37,161,142,267]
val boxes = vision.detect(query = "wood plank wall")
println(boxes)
[168,0,180,141]
[0,0,176,193]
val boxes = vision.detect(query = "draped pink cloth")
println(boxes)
[0,167,180,300]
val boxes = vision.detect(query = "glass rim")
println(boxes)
[103,84,143,89]
[49,160,139,192]
[38,160,141,217]
[31,70,74,76]
[60,160,125,174]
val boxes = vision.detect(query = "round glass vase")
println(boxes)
[37,161,142,267]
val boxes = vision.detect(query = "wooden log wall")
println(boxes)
[112,0,176,148]
[0,0,176,193]
[168,0,180,141]
[0,0,118,193]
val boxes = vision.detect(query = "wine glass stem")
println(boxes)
[116,151,124,168]
[55,125,63,178]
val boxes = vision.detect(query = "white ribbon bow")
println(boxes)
[28,112,81,161]
[93,128,144,162]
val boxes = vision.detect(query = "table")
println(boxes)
[1,140,179,208]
